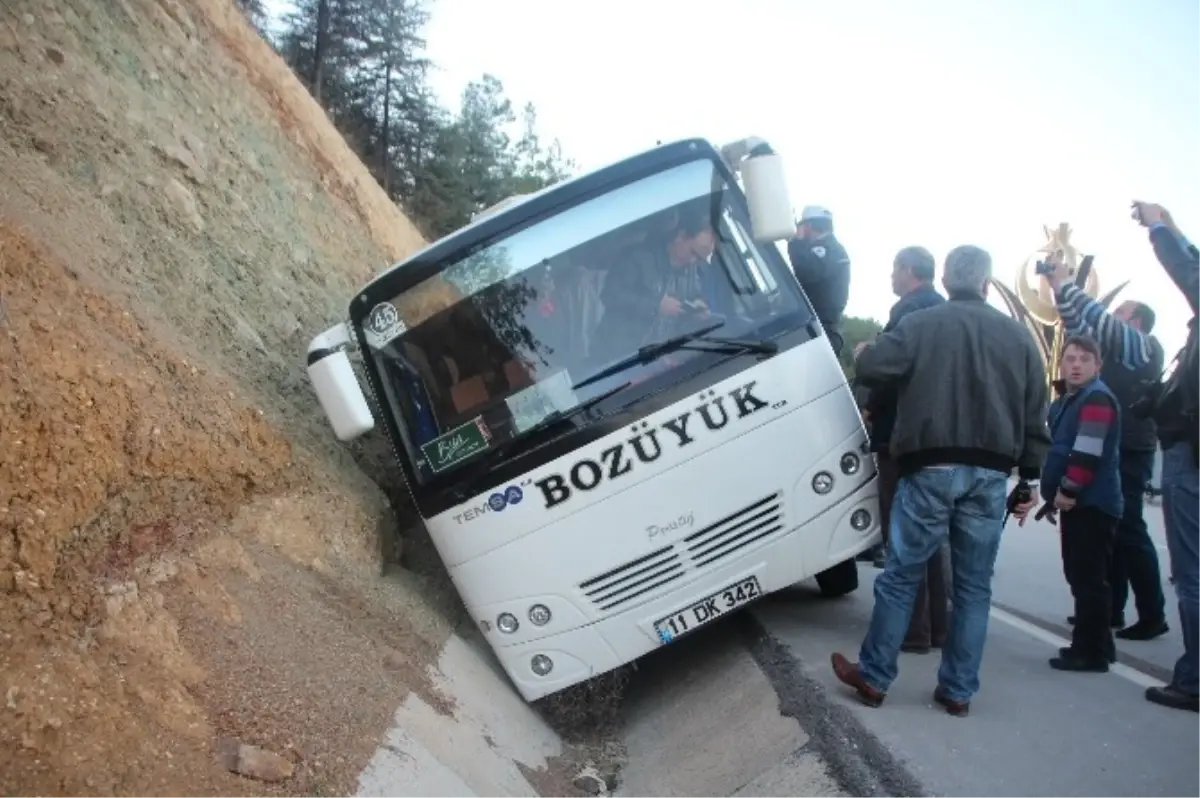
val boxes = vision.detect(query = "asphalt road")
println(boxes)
[991,492,1182,678]
[752,497,1199,798]
[615,624,845,797]
[616,496,1198,797]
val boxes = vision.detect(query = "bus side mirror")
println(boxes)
[307,326,375,441]
[741,150,795,243]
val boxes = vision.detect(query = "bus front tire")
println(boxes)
[815,557,859,598]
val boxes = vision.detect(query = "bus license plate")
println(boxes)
[653,576,762,644]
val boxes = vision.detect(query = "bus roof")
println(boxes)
[357,137,721,300]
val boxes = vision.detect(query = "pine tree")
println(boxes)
[274,2,576,242]
[233,0,269,34]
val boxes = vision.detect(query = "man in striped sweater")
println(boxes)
[1037,334,1125,672]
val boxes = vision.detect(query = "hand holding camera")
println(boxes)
[1034,248,1071,287]
[1131,200,1171,229]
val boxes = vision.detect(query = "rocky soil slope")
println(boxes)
[0,0,501,793]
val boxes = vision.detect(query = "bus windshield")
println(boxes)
[359,157,811,482]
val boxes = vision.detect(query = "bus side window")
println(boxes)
[714,238,757,297]
[722,210,778,295]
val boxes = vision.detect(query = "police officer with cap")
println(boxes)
[788,205,852,354]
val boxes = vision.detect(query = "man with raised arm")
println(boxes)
[1046,255,1169,642]
[1131,201,1199,713]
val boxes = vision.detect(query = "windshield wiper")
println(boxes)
[506,378,633,443]
[571,322,779,392]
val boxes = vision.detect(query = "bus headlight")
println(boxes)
[528,604,552,626]
[851,509,872,531]
[497,612,520,634]
[840,452,861,475]
[530,654,554,676]
[812,471,834,494]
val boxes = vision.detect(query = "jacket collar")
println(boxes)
[1065,375,1101,396]
[947,290,986,302]
[905,282,939,299]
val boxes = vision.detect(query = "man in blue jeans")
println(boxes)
[831,245,1050,716]
[1133,202,1200,712]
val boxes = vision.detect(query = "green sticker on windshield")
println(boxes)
[421,418,490,473]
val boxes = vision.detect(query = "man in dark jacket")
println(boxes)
[1048,262,1168,640]
[830,245,1050,716]
[1134,202,1200,713]
[1038,334,1124,672]
[862,247,945,556]
[863,247,949,653]
[788,205,851,355]
[593,210,717,363]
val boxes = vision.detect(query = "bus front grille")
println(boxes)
[684,492,785,569]
[579,545,684,612]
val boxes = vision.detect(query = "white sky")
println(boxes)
[264,0,1199,355]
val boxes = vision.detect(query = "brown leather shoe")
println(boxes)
[830,652,886,707]
[933,686,970,717]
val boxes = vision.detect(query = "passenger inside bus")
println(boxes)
[376,196,771,465]
[590,206,727,366]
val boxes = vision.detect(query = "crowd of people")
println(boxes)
[784,202,1199,717]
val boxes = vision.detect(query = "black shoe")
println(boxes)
[872,550,886,569]
[1145,685,1200,712]
[933,686,970,717]
[1067,615,1125,628]
[1050,653,1109,672]
[1115,619,1170,641]
[1059,646,1116,664]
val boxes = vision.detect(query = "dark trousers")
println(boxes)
[877,453,900,547]
[1062,506,1118,662]
[905,549,949,646]
[1111,448,1167,624]
[877,454,947,644]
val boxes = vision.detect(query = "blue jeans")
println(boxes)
[1162,442,1200,695]
[859,465,1008,703]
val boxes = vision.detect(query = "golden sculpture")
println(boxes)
[990,222,1129,392]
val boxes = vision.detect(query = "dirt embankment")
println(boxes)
[0,0,474,794]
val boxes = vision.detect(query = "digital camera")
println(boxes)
[1034,249,1064,276]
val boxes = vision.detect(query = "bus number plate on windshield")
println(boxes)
[653,577,762,644]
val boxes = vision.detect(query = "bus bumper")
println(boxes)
[494,477,880,702]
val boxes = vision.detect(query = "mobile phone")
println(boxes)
[1131,201,1145,226]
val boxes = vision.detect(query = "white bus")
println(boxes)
[306,137,881,702]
